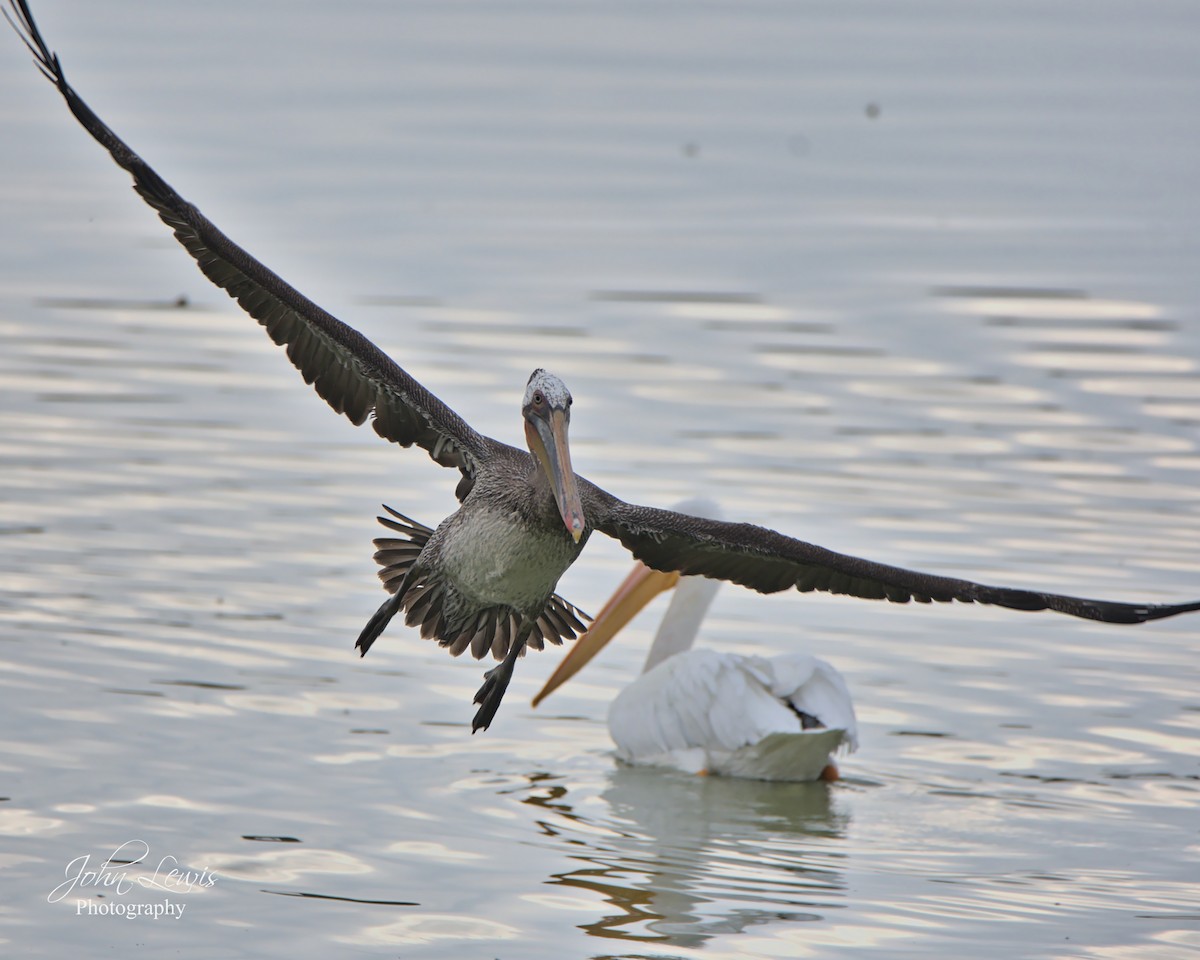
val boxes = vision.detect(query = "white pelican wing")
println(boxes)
[758,654,860,752]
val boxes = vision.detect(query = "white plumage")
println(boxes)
[608,646,857,780]
[535,499,858,782]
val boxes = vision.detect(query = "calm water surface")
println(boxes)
[1,2,1198,957]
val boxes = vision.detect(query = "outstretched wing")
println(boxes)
[7,0,492,492]
[586,491,1200,625]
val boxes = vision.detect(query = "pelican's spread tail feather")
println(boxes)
[365,505,590,660]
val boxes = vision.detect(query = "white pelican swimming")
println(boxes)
[534,500,858,781]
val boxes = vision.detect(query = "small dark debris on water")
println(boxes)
[891,729,954,738]
[242,835,302,843]
[0,525,44,536]
[157,679,247,691]
[260,889,418,906]
[36,294,190,310]
[213,611,285,621]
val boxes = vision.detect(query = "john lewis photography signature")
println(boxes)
[48,839,217,918]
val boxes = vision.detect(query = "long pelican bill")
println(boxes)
[528,408,586,542]
[532,562,679,706]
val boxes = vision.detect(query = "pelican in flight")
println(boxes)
[533,499,858,782]
[10,1,1200,733]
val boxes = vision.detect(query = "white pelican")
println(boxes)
[534,500,858,781]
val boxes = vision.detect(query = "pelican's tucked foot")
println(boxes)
[356,592,405,657]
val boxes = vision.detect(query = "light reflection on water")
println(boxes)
[2,0,1200,958]
[0,284,1197,960]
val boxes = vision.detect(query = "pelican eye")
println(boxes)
[533,391,545,406]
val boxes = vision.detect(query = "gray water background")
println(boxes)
[1,1,1198,957]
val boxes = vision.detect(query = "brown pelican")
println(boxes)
[9,1,1200,733]
[532,499,857,782]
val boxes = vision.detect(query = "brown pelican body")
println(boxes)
[355,403,595,731]
[11,0,1200,732]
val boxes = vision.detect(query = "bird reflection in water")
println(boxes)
[519,767,849,947]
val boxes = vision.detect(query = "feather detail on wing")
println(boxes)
[589,496,1200,625]
[752,654,860,752]
[7,0,489,496]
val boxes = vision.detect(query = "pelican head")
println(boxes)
[523,369,585,542]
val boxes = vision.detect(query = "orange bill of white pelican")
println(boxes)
[533,563,682,704]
